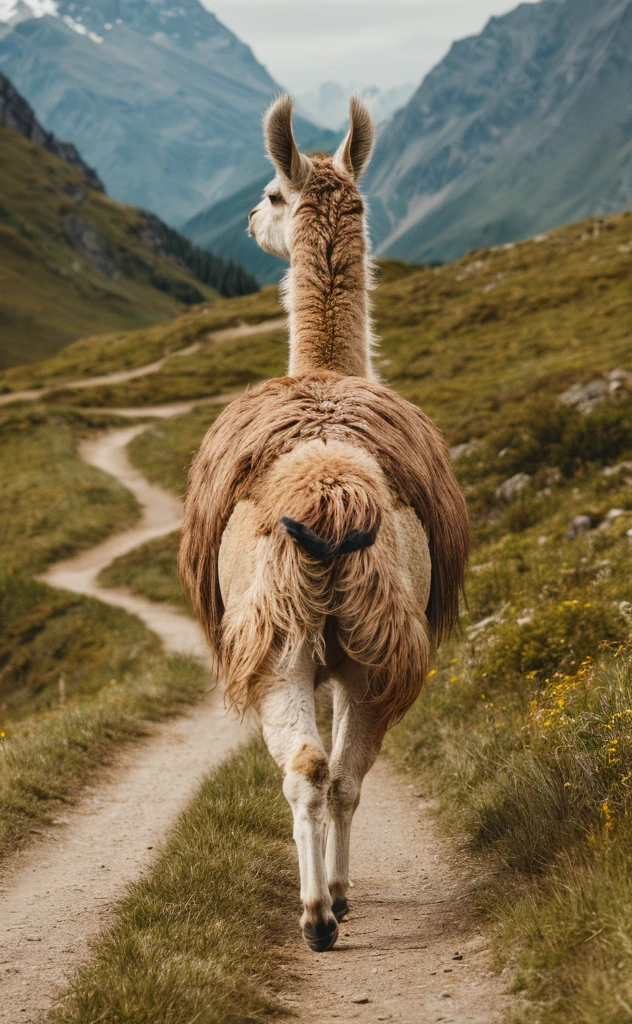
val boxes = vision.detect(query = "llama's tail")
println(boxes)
[218,439,431,728]
[281,517,376,562]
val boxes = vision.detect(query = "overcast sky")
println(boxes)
[209,0,540,93]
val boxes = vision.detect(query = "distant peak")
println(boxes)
[0,0,57,23]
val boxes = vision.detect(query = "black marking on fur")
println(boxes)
[303,916,339,952]
[282,517,376,563]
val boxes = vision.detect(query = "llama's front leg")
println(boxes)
[257,647,338,952]
[326,660,386,921]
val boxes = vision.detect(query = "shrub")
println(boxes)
[478,599,626,696]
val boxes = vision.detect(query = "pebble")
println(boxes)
[350,993,370,1004]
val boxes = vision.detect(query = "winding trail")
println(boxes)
[0,319,512,1023]
[38,423,205,656]
[0,397,249,1023]
[0,317,285,408]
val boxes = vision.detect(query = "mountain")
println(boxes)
[366,0,632,264]
[0,0,327,225]
[0,75,258,368]
[297,82,415,131]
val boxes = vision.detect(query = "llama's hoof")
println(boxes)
[332,897,349,922]
[303,916,339,952]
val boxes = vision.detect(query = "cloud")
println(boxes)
[209,0,541,90]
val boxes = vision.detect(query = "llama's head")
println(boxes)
[248,94,374,260]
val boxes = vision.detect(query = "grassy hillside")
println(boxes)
[1,207,631,1021]
[76,209,631,1024]
[0,126,257,369]
[4,208,626,426]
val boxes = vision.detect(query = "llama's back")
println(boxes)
[178,371,469,724]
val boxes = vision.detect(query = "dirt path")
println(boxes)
[1,408,249,1022]
[37,423,205,655]
[285,761,511,1023]
[0,317,285,408]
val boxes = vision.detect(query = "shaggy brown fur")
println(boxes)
[179,373,469,725]
[289,156,372,378]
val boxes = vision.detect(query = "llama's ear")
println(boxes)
[264,95,311,190]
[334,94,375,181]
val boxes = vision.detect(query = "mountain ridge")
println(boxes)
[366,0,632,263]
[0,0,330,225]
[0,69,104,190]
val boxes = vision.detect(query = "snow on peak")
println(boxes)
[0,0,57,23]
[0,0,103,42]
[62,12,103,42]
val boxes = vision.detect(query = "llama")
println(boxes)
[179,95,469,953]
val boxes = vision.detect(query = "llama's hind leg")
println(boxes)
[326,659,386,922]
[257,646,338,952]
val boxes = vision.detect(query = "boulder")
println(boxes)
[567,515,592,538]
[495,473,530,502]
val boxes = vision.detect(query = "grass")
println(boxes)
[0,643,207,861]
[384,408,632,1021]
[49,739,295,1024]
[98,405,224,607]
[0,571,159,723]
[98,531,187,609]
[1,208,625,433]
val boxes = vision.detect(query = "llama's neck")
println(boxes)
[283,206,374,379]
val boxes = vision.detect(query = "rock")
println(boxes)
[450,439,482,461]
[517,610,535,626]
[350,993,370,1004]
[619,601,632,622]
[495,473,530,502]
[602,462,632,478]
[559,379,610,414]
[567,515,592,538]
[63,216,119,279]
[603,509,626,525]
[467,609,506,640]
[543,467,562,487]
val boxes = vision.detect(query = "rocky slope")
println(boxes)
[0,75,257,368]
[366,0,632,263]
[0,70,103,190]
[0,0,327,225]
